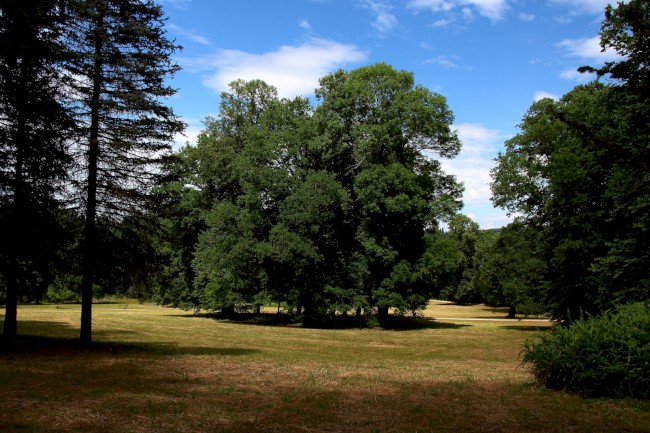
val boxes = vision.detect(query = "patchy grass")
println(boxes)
[0,302,648,433]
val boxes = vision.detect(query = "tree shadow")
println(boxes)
[500,325,551,332]
[176,311,471,331]
[380,317,471,331]
[0,321,261,356]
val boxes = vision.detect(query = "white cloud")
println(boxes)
[430,18,454,27]
[173,117,203,149]
[361,0,399,32]
[454,123,501,153]
[559,67,594,81]
[533,91,559,101]
[436,123,510,228]
[557,36,620,61]
[299,19,312,30]
[426,55,460,68]
[519,12,535,21]
[408,0,509,22]
[168,24,211,46]
[556,36,621,81]
[427,123,505,226]
[196,38,368,99]
[549,0,612,15]
[160,0,192,10]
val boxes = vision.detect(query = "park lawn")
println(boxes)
[0,302,648,433]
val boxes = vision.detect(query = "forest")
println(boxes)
[1,0,649,406]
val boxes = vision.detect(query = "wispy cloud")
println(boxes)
[557,35,621,80]
[426,55,460,68]
[533,91,559,101]
[361,0,399,33]
[557,36,620,61]
[428,123,508,227]
[158,0,191,10]
[549,0,612,15]
[519,12,535,21]
[559,68,594,81]
[430,18,454,27]
[190,38,368,99]
[408,0,509,22]
[168,23,211,46]
[299,19,312,30]
[173,117,204,149]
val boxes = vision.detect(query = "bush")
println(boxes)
[523,302,650,399]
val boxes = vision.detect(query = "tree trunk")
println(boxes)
[3,61,27,341]
[507,305,516,319]
[80,9,104,345]
[2,270,18,340]
[377,305,389,323]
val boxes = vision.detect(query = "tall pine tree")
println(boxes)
[0,0,72,339]
[63,0,183,343]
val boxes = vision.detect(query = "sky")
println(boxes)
[159,0,619,229]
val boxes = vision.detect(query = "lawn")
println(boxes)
[0,301,648,433]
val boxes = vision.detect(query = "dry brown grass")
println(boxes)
[0,301,648,433]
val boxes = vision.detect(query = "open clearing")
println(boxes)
[0,301,648,433]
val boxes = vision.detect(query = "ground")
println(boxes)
[0,301,648,432]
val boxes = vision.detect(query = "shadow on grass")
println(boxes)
[1,362,646,433]
[500,325,552,332]
[0,321,261,357]
[177,312,471,331]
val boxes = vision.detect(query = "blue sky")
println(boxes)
[160,0,619,229]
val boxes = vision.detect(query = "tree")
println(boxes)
[314,63,462,320]
[473,223,546,317]
[0,0,71,339]
[492,80,649,321]
[64,0,183,343]
[491,1,650,322]
[439,215,483,304]
[491,84,616,321]
[189,80,315,315]
[164,64,462,324]
[586,0,650,306]
[581,0,650,95]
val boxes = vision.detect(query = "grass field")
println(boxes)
[0,301,648,433]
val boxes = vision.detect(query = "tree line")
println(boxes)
[1,0,648,341]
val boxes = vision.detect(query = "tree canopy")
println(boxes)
[156,63,463,323]
[490,0,650,322]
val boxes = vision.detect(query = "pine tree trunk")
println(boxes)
[2,270,18,340]
[3,64,27,341]
[80,9,104,345]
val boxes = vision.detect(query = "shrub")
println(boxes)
[523,302,650,399]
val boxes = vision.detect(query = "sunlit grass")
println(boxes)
[0,301,648,433]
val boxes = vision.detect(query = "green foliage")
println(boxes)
[440,215,484,304]
[523,302,650,399]
[473,223,547,316]
[46,275,81,304]
[489,1,650,323]
[491,81,649,321]
[159,64,463,323]
[0,0,72,336]
[63,0,183,342]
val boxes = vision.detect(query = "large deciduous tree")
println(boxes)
[174,63,462,323]
[64,0,183,343]
[313,63,462,319]
[491,0,650,321]
[0,0,71,339]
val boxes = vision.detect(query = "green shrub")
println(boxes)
[523,302,650,399]
[46,275,82,304]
